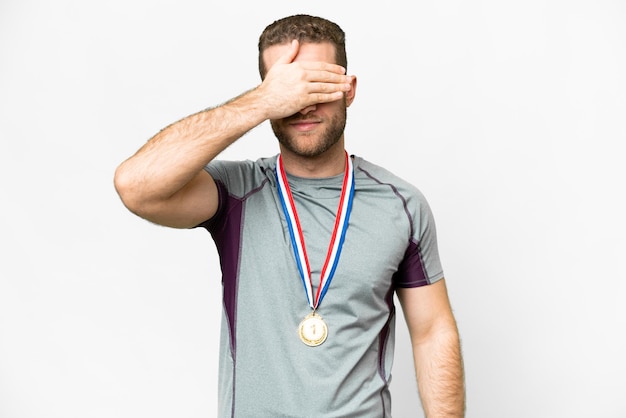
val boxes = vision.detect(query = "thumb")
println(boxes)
[274,39,300,65]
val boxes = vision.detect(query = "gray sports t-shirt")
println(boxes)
[200,155,444,417]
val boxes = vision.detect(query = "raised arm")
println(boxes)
[397,279,466,417]
[113,39,353,228]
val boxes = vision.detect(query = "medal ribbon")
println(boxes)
[276,152,355,310]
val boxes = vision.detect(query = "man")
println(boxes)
[115,14,465,417]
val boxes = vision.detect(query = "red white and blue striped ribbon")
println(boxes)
[276,152,355,310]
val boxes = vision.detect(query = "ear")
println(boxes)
[345,75,357,107]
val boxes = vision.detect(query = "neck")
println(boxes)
[279,141,347,178]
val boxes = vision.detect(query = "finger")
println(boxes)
[305,71,353,86]
[307,81,353,94]
[308,91,346,104]
[299,61,347,76]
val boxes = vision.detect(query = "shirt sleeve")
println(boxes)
[392,191,444,288]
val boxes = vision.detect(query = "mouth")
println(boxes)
[289,118,321,132]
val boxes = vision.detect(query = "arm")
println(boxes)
[113,40,353,228]
[397,279,465,417]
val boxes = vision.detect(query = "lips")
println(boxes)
[290,118,321,131]
[289,117,321,124]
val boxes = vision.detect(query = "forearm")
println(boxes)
[413,325,465,417]
[114,88,268,206]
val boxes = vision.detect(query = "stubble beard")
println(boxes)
[271,105,347,158]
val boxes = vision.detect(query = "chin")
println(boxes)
[281,139,338,158]
[272,120,345,158]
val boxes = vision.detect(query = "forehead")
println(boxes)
[262,41,337,69]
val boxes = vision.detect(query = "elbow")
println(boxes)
[113,163,175,225]
[113,163,144,216]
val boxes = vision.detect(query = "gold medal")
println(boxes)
[298,312,328,347]
[277,153,354,348]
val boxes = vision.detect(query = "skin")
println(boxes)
[114,40,353,228]
[114,39,465,416]
[398,282,466,417]
[264,41,353,175]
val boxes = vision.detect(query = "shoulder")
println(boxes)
[205,155,277,196]
[353,155,428,204]
[353,155,438,237]
[205,155,277,178]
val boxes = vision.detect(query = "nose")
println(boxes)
[299,104,317,115]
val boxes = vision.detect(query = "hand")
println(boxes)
[255,40,353,119]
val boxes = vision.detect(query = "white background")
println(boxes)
[1,0,625,417]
